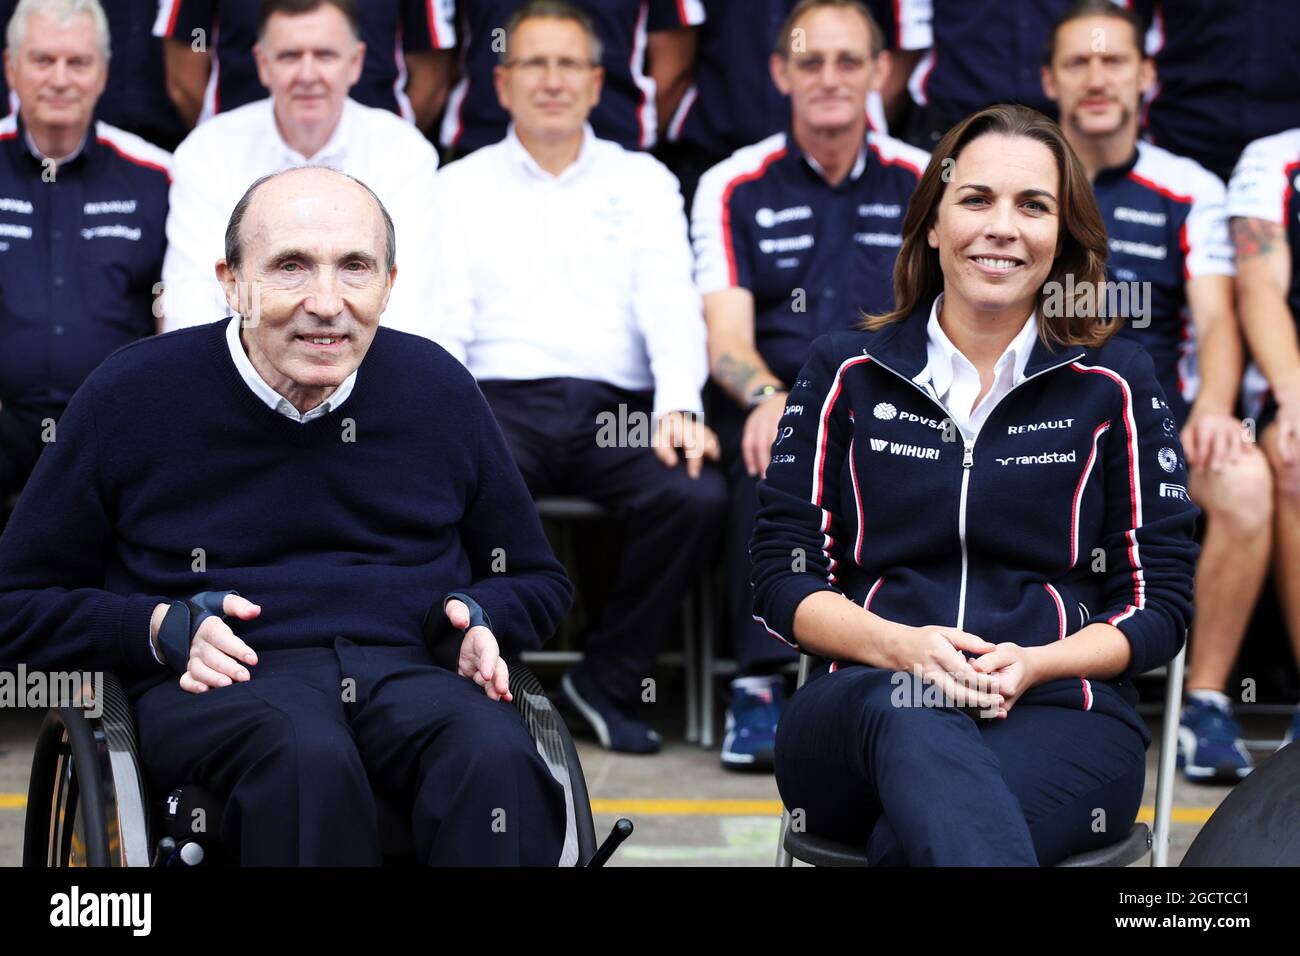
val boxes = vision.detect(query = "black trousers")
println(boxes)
[480,378,726,705]
[132,639,567,866]
[0,402,55,500]
[775,666,1148,866]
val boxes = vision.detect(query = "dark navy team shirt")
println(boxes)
[671,0,916,160]
[692,129,929,386]
[153,0,452,119]
[440,0,705,154]
[913,0,1139,121]
[1092,141,1234,428]
[1132,0,1300,181]
[0,0,187,150]
[0,116,169,411]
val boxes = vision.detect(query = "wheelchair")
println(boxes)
[21,603,633,868]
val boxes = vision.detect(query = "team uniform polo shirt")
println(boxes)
[1226,129,1300,422]
[691,129,929,387]
[0,0,187,151]
[667,0,928,160]
[908,0,1136,122]
[1092,140,1234,428]
[0,114,170,411]
[1133,0,1300,181]
[153,0,456,124]
[439,0,706,155]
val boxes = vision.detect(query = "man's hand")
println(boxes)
[150,594,261,694]
[445,598,511,702]
[651,410,721,479]
[1181,407,1246,473]
[742,393,787,478]
[969,642,1040,718]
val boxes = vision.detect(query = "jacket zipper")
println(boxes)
[861,348,1084,631]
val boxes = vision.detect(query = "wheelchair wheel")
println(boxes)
[23,675,151,867]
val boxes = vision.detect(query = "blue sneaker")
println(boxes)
[721,675,785,772]
[1281,707,1300,751]
[1178,695,1253,783]
[558,668,662,755]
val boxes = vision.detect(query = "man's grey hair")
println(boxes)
[500,0,604,65]
[224,166,397,275]
[6,0,111,62]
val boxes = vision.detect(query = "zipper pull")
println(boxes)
[962,439,974,468]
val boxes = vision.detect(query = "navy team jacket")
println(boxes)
[751,302,1200,744]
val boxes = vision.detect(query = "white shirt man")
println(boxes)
[158,2,439,338]
[432,123,705,420]
[429,7,723,757]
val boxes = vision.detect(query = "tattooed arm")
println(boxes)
[1232,217,1299,403]
[704,288,786,407]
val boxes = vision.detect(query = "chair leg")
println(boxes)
[775,808,794,867]
[1152,642,1186,867]
[700,580,716,749]
[683,587,700,745]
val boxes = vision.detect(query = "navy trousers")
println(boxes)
[774,666,1148,866]
[713,403,800,674]
[480,378,726,705]
[132,638,567,866]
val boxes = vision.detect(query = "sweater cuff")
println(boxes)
[652,382,706,422]
[759,574,841,649]
[118,595,171,676]
[1107,609,1185,683]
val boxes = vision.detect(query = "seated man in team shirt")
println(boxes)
[1043,0,1275,782]
[159,0,439,338]
[691,0,928,771]
[0,0,170,506]
[431,2,725,754]
[1227,129,1300,755]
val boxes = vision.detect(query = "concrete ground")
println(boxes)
[0,673,1290,868]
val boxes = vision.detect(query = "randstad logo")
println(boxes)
[873,402,897,420]
[995,451,1078,465]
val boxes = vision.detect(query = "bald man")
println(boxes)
[0,166,572,866]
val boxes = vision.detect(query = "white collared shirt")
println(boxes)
[429,124,707,419]
[803,142,868,184]
[161,97,440,339]
[224,316,355,423]
[912,294,1039,440]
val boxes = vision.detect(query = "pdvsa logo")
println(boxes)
[755,205,812,228]
[873,402,897,420]
[1158,447,1178,473]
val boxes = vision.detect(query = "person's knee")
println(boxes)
[1262,428,1300,506]
[1193,448,1273,534]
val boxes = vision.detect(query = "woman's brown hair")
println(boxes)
[861,104,1115,349]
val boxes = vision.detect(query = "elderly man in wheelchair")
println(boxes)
[0,165,625,867]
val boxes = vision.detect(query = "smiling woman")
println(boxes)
[751,103,1200,865]
[863,103,1110,348]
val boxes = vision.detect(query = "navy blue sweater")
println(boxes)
[751,304,1200,743]
[0,320,572,695]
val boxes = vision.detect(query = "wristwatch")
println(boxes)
[747,383,788,409]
